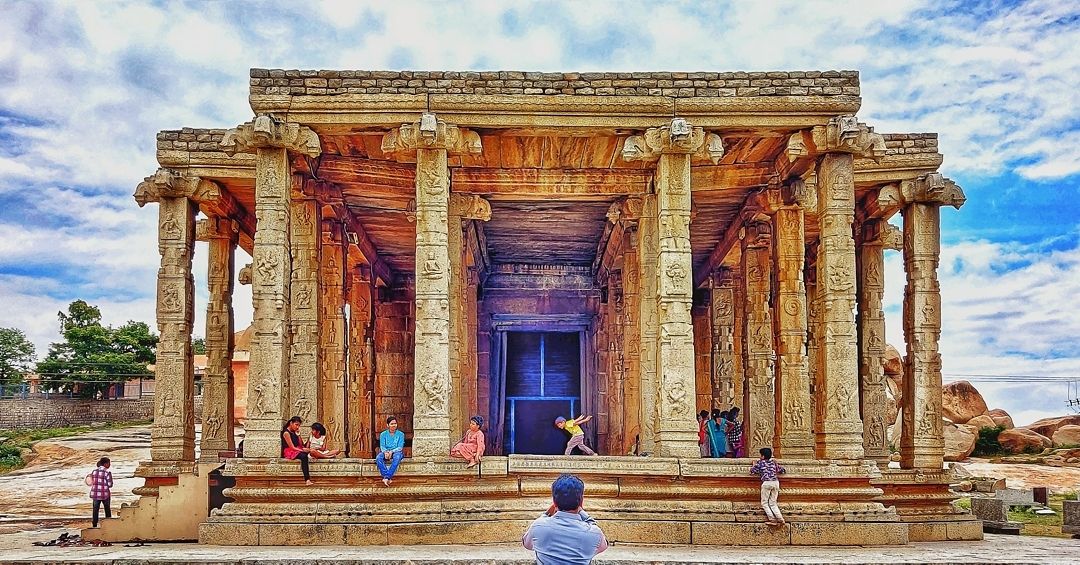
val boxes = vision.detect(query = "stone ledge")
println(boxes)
[507,454,680,475]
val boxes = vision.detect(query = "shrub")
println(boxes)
[0,443,22,470]
[973,425,1006,456]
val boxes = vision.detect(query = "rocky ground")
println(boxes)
[958,457,1080,493]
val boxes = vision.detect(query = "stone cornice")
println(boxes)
[134,168,222,207]
[380,113,482,157]
[254,93,860,130]
[220,114,321,157]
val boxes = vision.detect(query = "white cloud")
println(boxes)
[883,234,1080,426]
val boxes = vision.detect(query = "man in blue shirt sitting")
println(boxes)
[522,474,608,564]
[376,415,405,486]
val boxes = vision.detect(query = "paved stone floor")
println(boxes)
[1,529,1078,564]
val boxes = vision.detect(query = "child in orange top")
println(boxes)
[555,414,597,456]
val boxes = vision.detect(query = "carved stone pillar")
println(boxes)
[448,194,491,439]
[150,190,196,462]
[347,266,375,457]
[318,219,347,446]
[197,216,237,461]
[382,114,481,456]
[805,240,821,446]
[813,152,863,459]
[891,173,966,469]
[636,195,660,454]
[743,217,776,454]
[732,266,747,414]
[289,180,320,426]
[621,215,643,455]
[623,119,721,457]
[135,169,227,463]
[774,181,814,458]
[221,115,320,457]
[857,219,901,465]
[710,268,737,410]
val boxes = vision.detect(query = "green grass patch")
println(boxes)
[0,420,150,474]
[1008,494,1075,538]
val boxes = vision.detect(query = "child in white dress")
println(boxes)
[308,422,341,459]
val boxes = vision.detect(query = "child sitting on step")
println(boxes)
[307,422,341,459]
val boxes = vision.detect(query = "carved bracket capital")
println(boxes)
[880,173,966,212]
[134,168,221,207]
[381,113,482,157]
[879,222,903,250]
[220,114,321,157]
[449,194,492,221]
[238,263,253,285]
[783,177,817,210]
[814,116,886,161]
[622,118,717,161]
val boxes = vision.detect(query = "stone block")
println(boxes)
[971,497,1009,522]
[478,455,509,476]
[344,524,390,545]
[789,522,907,546]
[1062,500,1080,534]
[199,523,260,545]
[907,522,947,541]
[259,523,346,545]
[693,521,790,545]
[604,520,690,544]
[947,519,985,540]
[508,454,680,476]
[396,520,530,544]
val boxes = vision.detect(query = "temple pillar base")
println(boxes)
[83,462,212,542]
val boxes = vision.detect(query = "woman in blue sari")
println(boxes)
[707,409,729,458]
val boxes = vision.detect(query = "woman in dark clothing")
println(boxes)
[281,416,312,485]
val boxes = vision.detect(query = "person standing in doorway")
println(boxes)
[89,457,113,527]
[377,415,405,486]
[555,414,596,456]
[728,406,744,457]
[522,473,608,564]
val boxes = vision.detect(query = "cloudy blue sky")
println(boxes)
[1,1,1078,425]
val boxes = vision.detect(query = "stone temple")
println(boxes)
[90,68,975,546]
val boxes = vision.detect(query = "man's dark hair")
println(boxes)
[760,447,773,460]
[386,415,397,425]
[551,473,585,511]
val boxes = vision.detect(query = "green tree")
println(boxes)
[36,300,158,398]
[192,337,206,354]
[0,327,36,387]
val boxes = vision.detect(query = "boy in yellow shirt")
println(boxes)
[555,414,597,456]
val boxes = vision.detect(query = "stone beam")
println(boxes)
[453,168,651,200]
[320,183,395,287]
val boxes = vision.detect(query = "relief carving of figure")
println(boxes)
[828,381,853,420]
[665,263,688,294]
[422,251,442,280]
[203,411,223,440]
[421,371,450,414]
[252,377,274,417]
[666,378,688,415]
[161,284,182,312]
[256,252,280,284]
[295,286,312,310]
[161,214,182,239]
[869,414,886,448]
[294,395,312,419]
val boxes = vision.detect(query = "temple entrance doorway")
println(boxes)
[501,331,582,455]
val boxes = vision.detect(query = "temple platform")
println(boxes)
[195,455,979,546]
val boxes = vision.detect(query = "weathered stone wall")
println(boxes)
[0,398,154,430]
[881,133,938,155]
[157,128,228,152]
[250,69,860,97]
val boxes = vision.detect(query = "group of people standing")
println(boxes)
[698,406,745,458]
